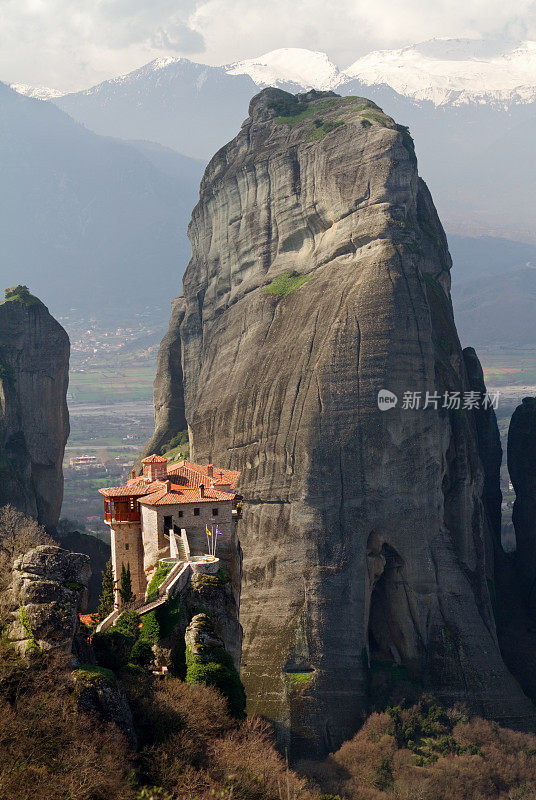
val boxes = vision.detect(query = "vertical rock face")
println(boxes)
[8,545,90,654]
[151,88,534,755]
[0,287,70,527]
[463,347,503,547]
[507,397,536,616]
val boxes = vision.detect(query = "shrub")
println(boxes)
[1,285,41,306]
[92,626,136,672]
[0,649,133,799]
[96,559,114,622]
[309,119,344,140]
[126,677,315,800]
[185,645,246,719]
[302,698,536,800]
[130,638,154,668]
[139,596,181,647]
[119,562,135,604]
[115,610,141,638]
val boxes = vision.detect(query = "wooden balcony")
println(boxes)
[104,499,141,524]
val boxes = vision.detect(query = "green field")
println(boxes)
[68,363,155,404]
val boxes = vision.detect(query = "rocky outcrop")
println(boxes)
[185,612,226,656]
[186,571,242,668]
[0,286,70,527]
[151,89,535,754]
[507,397,536,616]
[8,545,90,654]
[72,667,136,746]
[463,347,503,547]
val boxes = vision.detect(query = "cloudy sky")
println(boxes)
[1,0,535,91]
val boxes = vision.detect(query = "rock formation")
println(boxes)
[507,397,536,616]
[463,347,503,546]
[8,544,90,654]
[72,667,136,746]
[0,286,70,527]
[149,88,535,755]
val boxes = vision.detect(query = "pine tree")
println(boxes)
[96,559,114,622]
[119,562,134,605]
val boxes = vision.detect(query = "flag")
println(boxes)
[206,526,212,536]
[216,527,223,536]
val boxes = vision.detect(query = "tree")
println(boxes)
[119,562,134,605]
[96,559,115,622]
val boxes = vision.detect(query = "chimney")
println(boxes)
[207,464,214,477]
[166,480,171,491]
[200,483,205,498]
[130,468,136,480]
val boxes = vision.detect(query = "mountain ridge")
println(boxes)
[12,38,536,109]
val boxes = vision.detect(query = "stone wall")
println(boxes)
[110,522,146,607]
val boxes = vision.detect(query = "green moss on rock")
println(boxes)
[263,271,311,297]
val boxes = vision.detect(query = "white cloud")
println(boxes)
[1,0,536,90]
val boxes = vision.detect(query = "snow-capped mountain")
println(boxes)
[10,83,64,101]
[11,38,536,109]
[226,48,340,91]
[342,39,536,106]
[225,39,536,106]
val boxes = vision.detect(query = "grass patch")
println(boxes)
[264,271,311,297]
[73,664,117,687]
[360,111,391,128]
[192,569,231,589]
[309,119,345,140]
[287,670,315,691]
[160,429,190,462]
[274,97,339,126]
[146,562,172,602]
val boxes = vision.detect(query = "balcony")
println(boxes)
[104,499,141,524]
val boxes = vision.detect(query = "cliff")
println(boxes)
[507,397,536,616]
[149,89,535,755]
[0,286,70,527]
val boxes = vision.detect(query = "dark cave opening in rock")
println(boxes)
[368,543,413,666]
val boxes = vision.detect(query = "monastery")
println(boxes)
[99,455,241,609]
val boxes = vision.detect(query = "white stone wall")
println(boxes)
[139,499,237,599]
[140,506,168,576]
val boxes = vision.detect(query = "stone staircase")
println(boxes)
[96,560,191,632]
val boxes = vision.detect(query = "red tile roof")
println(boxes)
[142,454,168,463]
[138,484,235,506]
[166,460,240,490]
[99,458,239,504]
[99,478,158,497]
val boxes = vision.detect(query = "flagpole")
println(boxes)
[211,525,214,557]
[206,526,210,556]
[214,525,218,558]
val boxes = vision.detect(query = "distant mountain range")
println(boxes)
[10,40,536,242]
[15,38,536,107]
[0,82,204,316]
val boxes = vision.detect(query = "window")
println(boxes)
[178,510,183,518]
[164,515,172,531]
[125,543,129,551]
[212,508,219,516]
[193,508,200,516]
